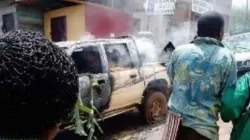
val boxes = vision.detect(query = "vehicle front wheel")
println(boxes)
[140,91,167,124]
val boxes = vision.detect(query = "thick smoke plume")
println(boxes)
[134,37,158,63]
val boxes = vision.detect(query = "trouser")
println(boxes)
[176,125,211,140]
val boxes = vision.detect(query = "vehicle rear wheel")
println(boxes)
[141,91,167,124]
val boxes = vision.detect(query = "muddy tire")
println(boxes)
[140,91,167,124]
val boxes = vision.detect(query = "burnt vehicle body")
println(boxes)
[57,37,171,123]
[224,33,250,77]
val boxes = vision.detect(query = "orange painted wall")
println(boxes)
[44,4,85,41]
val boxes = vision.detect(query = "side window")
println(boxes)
[104,43,133,69]
[71,46,102,74]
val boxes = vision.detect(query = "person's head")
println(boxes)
[0,30,78,139]
[197,11,225,41]
[111,49,120,64]
[87,50,100,66]
[88,50,97,59]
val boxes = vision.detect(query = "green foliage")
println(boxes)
[74,81,103,140]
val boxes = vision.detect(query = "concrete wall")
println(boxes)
[133,0,193,47]
[212,0,233,33]
[44,4,85,41]
[177,0,233,41]
[133,0,232,47]
[0,0,16,35]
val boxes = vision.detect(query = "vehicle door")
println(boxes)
[103,41,143,110]
[71,44,111,111]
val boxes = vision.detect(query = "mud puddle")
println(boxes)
[99,110,165,140]
[99,111,232,140]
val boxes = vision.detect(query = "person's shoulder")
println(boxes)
[173,43,195,54]
[219,46,233,53]
[171,44,197,58]
[218,46,234,59]
[176,43,196,50]
[216,47,235,66]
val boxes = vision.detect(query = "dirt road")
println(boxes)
[100,110,232,140]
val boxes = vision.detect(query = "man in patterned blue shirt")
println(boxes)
[167,12,237,140]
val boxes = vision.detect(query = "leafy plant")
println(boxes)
[74,80,103,140]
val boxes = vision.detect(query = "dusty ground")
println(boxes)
[100,110,232,140]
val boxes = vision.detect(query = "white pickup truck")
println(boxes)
[57,36,171,124]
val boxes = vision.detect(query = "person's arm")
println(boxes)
[220,54,249,122]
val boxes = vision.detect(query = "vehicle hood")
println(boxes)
[235,52,250,62]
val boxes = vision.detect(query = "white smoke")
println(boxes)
[132,20,197,64]
[134,37,158,63]
[79,32,96,41]
[75,0,199,64]
[165,21,197,47]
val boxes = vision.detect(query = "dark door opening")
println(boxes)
[51,16,67,42]
[2,13,15,33]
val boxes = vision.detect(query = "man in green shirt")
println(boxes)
[220,73,250,140]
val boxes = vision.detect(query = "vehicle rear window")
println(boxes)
[71,46,102,74]
[104,43,134,69]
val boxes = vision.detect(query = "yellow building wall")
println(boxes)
[44,5,85,41]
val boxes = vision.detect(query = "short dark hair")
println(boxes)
[0,30,78,138]
[197,11,225,38]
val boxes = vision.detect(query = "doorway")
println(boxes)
[2,13,15,33]
[51,16,67,42]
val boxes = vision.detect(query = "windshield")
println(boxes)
[224,34,250,53]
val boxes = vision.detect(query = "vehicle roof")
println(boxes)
[55,37,133,49]
[137,31,154,35]
[224,32,250,41]
[136,31,155,38]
